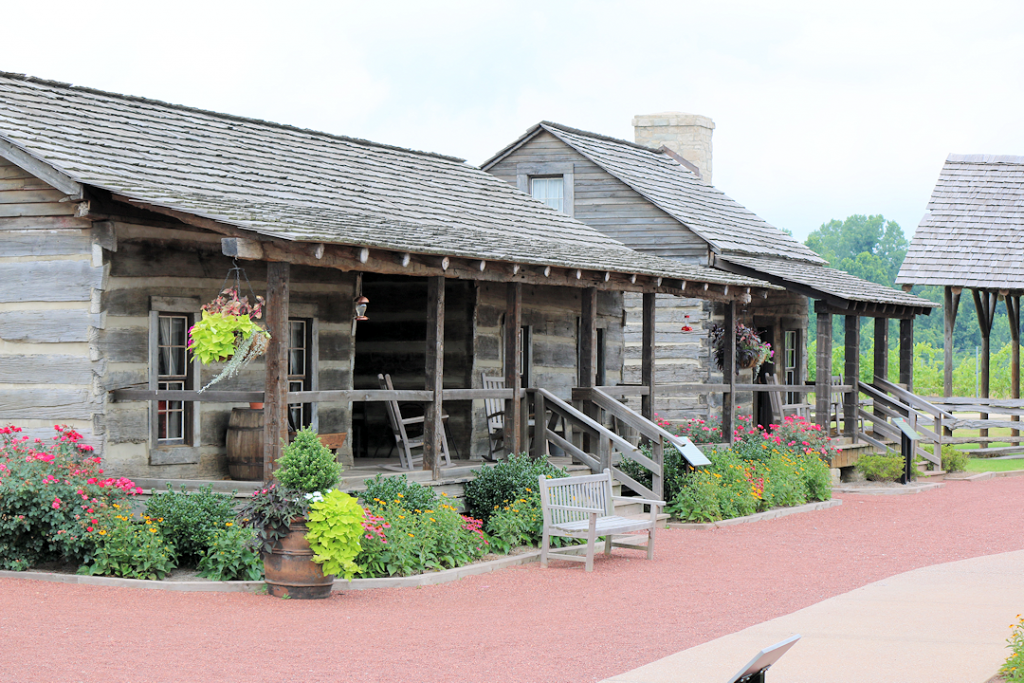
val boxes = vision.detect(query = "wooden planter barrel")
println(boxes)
[263,517,334,599]
[226,407,264,481]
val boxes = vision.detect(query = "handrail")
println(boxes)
[582,387,709,467]
[111,387,525,403]
[873,377,955,421]
[535,388,638,457]
[534,388,662,500]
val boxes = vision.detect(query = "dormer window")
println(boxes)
[517,162,574,217]
[530,176,564,213]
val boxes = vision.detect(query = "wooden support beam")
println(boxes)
[580,288,598,452]
[263,262,290,483]
[899,317,914,392]
[944,286,961,397]
[424,277,444,478]
[641,292,656,421]
[844,314,860,441]
[973,288,998,446]
[874,315,888,425]
[504,282,523,456]
[723,301,736,444]
[1009,294,1021,436]
[816,306,833,433]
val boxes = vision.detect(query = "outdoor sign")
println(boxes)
[725,634,801,683]
[666,433,711,467]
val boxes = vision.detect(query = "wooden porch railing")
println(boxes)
[856,378,951,467]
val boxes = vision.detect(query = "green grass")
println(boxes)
[966,458,1024,473]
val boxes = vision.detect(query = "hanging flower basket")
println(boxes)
[189,269,271,392]
[710,323,772,373]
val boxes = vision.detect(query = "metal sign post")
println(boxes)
[892,417,922,485]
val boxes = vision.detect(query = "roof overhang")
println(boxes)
[713,254,937,318]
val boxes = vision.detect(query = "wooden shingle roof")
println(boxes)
[0,73,767,290]
[485,121,826,264]
[897,154,1024,290]
[719,254,936,314]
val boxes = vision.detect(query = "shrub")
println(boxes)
[655,415,724,444]
[1002,614,1024,683]
[275,427,341,493]
[856,453,906,482]
[355,497,488,577]
[305,490,364,580]
[79,511,176,580]
[0,425,140,570]
[485,493,543,552]
[940,445,968,473]
[619,444,692,504]
[464,452,568,525]
[144,484,236,565]
[359,474,438,512]
[197,523,263,581]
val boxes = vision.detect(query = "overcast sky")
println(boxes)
[3,0,1022,242]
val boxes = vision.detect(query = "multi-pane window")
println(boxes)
[157,314,190,443]
[530,176,564,213]
[784,330,799,405]
[288,319,312,431]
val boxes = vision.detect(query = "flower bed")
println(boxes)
[630,415,834,523]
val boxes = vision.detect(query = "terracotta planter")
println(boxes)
[249,402,264,410]
[262,517,334,599]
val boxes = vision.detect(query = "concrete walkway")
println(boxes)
[603,549,1024,683]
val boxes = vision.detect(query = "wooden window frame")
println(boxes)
[149,296,202,465]
[784,328,801,405]
[516,162,574,217]
[287,317,319,432]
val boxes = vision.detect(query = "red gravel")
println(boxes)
[3,478,1023,683]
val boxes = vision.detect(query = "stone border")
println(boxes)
[945,469,1024,482]
[0,545,602,594]
[667,499,842,530]
[0,569,265,593]
[832,482,945,495]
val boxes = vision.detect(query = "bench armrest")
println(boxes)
[612,496,665,508]
[544,504,605,515]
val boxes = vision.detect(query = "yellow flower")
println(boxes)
[398,515,405,519]
[396,493,403,498]
[430,518,436,522]
[225,522,233,527]
[113,504,120,509]
[149,527,157,533]
[98,530,107,536]
[408,533,415,538]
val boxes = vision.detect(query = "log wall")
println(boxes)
[98,232,356,478]
[473,282,623,459]
[0,158,103,447]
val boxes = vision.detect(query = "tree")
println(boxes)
[805,214,907,287]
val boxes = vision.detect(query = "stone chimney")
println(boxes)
[632,112,715,183]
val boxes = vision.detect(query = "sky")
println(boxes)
[2,0,1023,242]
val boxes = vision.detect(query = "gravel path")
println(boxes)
[3,478,1023,683]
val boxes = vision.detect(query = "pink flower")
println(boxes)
[86,527,94,533]
[51,497,62,510]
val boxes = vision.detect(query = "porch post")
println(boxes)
[641,292,656,421]
[943,287,961,398]
[263,261,290,483]
[504,282,522,456]
[580,287,598,452]
[973,288,996,447]
[722,301,736,444]
[873,316,888,424]
[1008,294,1021,437]
[899,318,914,391]
[844,314,860,441]
[424,276,445,478]
[815,302,832,433]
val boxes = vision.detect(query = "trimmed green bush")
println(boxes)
[359,474,438,512]
[856,453,906,482]
[463,453,568,525]
[275,426,341,493]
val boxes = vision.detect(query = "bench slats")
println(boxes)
[539,468,662,572]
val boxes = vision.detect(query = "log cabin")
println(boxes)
[482,116,936,436]
[0,74,772,488]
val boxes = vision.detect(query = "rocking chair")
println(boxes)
[378,373,451,471]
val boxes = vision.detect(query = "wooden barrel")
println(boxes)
[226,407,264,481]
[263,517,334,599]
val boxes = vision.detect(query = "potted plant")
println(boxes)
[239,427,351,599]
[188,288,271,395]
[710,323,773,373]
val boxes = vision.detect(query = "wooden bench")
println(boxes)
[538,468,665,572]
